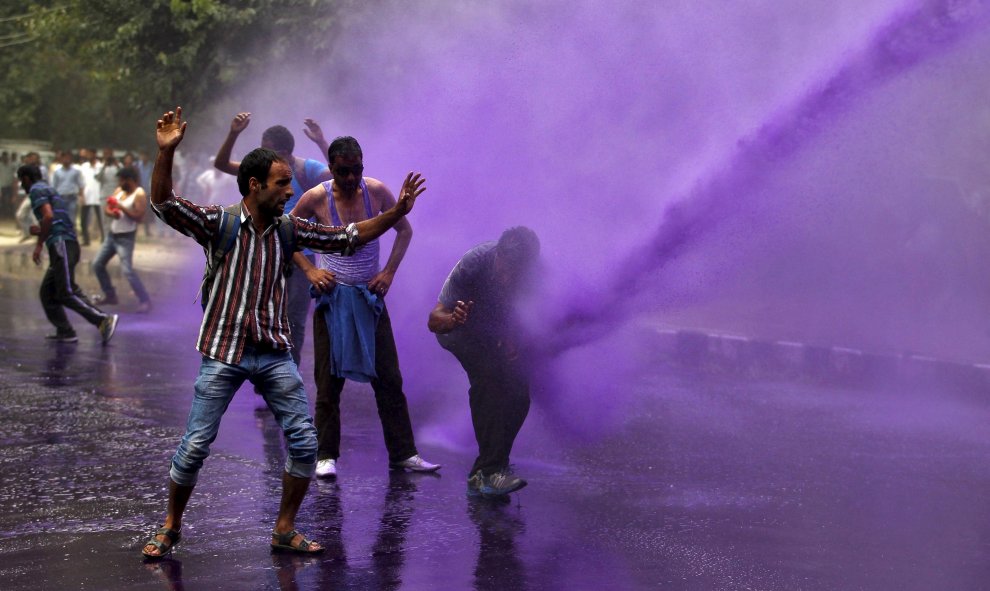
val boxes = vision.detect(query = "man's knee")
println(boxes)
[285,423,318,466]
[170,444,209,487]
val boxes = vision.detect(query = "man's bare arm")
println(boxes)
[366,180,413,295]
[292,251,337,294]
[151,108,187,207]
[351,172,425,246]
[214,112,250,176]
[121,188,148,221]
[428,300,473,334]
[287,185,329,223]
[303,119,331,168]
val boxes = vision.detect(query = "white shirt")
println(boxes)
[79,162,102,205]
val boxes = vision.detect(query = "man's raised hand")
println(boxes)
[157,107,187,150]
[303,119,325,144]
[230,112,251,134]
[396,172,426,215]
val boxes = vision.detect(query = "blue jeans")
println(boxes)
[169,347,318,486]
[60,195,78,231]
[92,231,150,303]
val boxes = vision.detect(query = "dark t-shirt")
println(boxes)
[437,241,511,347]
[29,181,77,246]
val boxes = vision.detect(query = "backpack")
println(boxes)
[198,202,297,309]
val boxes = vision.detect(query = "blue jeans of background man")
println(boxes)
[169,346,318,486]
[60,194,78,233]
[92,231,151,304]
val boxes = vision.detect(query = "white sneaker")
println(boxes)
[315,458,337,479]
[389,454,441,473]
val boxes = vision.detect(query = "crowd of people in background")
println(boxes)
[1,147,235,246]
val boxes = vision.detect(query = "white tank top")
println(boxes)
[111,187,144,234]
[318,179,381,284]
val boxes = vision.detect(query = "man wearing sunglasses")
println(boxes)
[289,136,440,479]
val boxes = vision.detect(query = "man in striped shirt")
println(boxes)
[141,107,426,559]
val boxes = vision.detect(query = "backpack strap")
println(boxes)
[196,205,298,308]
[197,203,242,307]
[276,214,298,277]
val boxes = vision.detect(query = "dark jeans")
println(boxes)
[285,256,314,367]
[80,204,104,245]
[41,239,107,336]
[313,302,418,463]
[441,336,530,477]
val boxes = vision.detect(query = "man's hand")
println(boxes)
[368,269,395,297]
[302,119,326,145]
[230,112,251,134]
[29,225,40,236]
[32,243,43,265]
[156,107,187,150]
[305,266,337,295]
[451,300,473,328]
[396,172,426,215]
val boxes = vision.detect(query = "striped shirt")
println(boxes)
[153,193,358,364]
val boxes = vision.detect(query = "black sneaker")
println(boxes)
[467,471,485,497]
[484,471,527,496]
[469,470,527,497]
[99,314,119,344]
[45,333,79,343]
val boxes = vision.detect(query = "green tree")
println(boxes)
[0,0,362,150]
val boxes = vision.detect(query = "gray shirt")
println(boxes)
[52,166,84,198]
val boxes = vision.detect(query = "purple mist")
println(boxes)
[166,0,990,446]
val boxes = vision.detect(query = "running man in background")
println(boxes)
[16,164,118,344]
[91,166,153,313]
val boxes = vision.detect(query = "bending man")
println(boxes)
[428,227,540,497]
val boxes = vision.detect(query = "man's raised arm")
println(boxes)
[214,112,250,176]
[151,108,188,207]
[351,172,426,246]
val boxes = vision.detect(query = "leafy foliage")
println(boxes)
[0,0,360,149]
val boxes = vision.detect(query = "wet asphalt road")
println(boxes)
[1,272,989,591]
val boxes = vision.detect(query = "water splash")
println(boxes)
[543,0,990,358]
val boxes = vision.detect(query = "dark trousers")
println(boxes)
[285,257,314,367]
[79,204,104,245]
[313,302,418,463]
[41,239,107,336]
[441,337,531,477]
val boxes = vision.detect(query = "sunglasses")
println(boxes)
[333,164,364,177]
